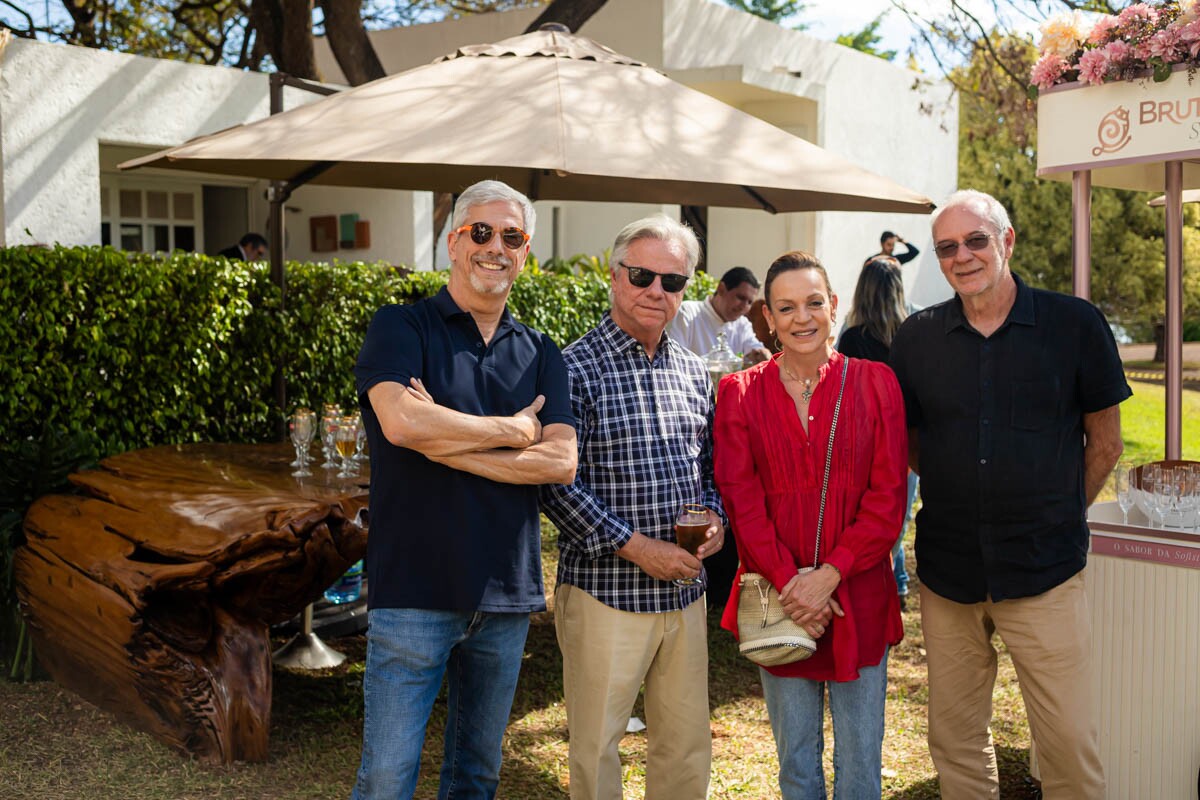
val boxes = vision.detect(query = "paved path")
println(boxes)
[1119,342,1200,363]
[1119,343,1200,385]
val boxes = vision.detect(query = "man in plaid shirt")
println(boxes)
[541,215,726,800]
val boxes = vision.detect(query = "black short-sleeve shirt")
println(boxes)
[888,272,1131,603]
[354,287,574,613]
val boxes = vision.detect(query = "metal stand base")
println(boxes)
[272,632,347,669]
[272,603,346,669]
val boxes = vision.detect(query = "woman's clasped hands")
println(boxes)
[779,564,844,640]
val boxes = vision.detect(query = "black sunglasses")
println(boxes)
[933,232,992,260]
[455,221,530,250]
[618,261,689,293]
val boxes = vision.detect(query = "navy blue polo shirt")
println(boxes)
[354,287,573,613]
[889,273,1131,603]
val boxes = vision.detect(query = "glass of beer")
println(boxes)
[335,414,361,478]
[673,503,710,587]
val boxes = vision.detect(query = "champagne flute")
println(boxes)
[1115,464,1133,526]
[353,420,368,463]
[1153,479,1174,529]
[320,403,342,469]
[289,409,315,477]
[672,503,709,587]
[335,414,361,479]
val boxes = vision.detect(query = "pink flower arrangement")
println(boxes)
[1032,1,1200,90]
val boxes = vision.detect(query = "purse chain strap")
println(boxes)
[811,357,849,570]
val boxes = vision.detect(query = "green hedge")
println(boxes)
[0,245,716,671]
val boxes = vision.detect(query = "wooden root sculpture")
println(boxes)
[14,443,368,763]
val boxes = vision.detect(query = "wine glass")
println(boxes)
[289,408,315,477]
[320,404,342,469]
[335,414,361,479]
[1152,479,1175,529]
[1115,464,1133,526]
[353,420,368,463]
[672,503,709,587]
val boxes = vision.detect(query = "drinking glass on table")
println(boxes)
[672,503,709,587]
[353,421,368,463]
[335,414,361,479]
[320,404,342,469]
[288,408,315,478]
[1115,464,1134,526]
[1152,479,1175,529]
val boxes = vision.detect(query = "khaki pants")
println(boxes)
[921,572,1105,800]
[554,583,711,800]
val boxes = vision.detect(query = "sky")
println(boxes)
[799,0,1045,69]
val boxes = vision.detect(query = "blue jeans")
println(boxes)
[351,608,531,800]
[759,650,889,800]
[893,471,919,597]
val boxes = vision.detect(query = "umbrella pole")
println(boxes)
[266,74,341,439]
[270,74,288,440]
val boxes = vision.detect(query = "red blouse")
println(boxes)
[715,352,907,681]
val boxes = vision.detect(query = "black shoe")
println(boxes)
[899,595,908,612]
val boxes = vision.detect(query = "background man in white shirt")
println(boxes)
[668,267,772,364]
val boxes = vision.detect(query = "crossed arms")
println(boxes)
[368,379,577,485]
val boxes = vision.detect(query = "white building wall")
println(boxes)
[0,38,431,266]
[661,0,958,310]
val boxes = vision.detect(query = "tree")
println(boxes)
[948,27,1192,339]
[0,0,606,83]
[721,0,806,27]
[885,1,1200,338]
[835,12,896,61]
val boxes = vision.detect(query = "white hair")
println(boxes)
[932,189,1012,238]
[610,215,701,275]
[451,180,536,236]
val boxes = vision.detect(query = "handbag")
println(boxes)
[737,357,849,667]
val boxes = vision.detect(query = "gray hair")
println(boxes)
[610,215,701,275]
[932,189,1012,239]
[451,180,536,237]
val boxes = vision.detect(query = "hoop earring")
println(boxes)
[773,335,781,351]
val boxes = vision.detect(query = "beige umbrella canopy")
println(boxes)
[1148,190,1200,206]
[121,29,933,214]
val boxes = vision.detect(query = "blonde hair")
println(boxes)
[846,258,908,347]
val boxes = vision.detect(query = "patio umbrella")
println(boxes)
[120,28,933,215]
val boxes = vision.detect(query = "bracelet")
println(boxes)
[821,562,842,579]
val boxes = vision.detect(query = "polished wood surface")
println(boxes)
[14,443,368,763]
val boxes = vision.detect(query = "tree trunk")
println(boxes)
[524,0,609,33]
[250,0,321,79]
[319,0,386,85]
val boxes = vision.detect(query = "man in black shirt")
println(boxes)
[868,230,920,265]
[890,190,1128,800]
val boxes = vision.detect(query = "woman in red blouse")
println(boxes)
[715,251,907,799]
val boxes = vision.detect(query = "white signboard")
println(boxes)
[1037,69,1200,192]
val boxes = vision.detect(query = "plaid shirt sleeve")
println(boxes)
[540,358,637,558]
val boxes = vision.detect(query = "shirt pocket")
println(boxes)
[1010,377,1060,431]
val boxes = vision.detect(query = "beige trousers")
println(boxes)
[921,572,1105,800]
[554,583,711,800]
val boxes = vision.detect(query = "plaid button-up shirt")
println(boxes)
[540,314,725,613]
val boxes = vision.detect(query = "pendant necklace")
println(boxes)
[779,359,817,402]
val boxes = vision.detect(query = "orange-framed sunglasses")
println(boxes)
[454,222,530,250]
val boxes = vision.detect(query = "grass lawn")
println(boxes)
[0,524,1040,800]
[1119,380,1200,465]
[1,375,1190,798]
